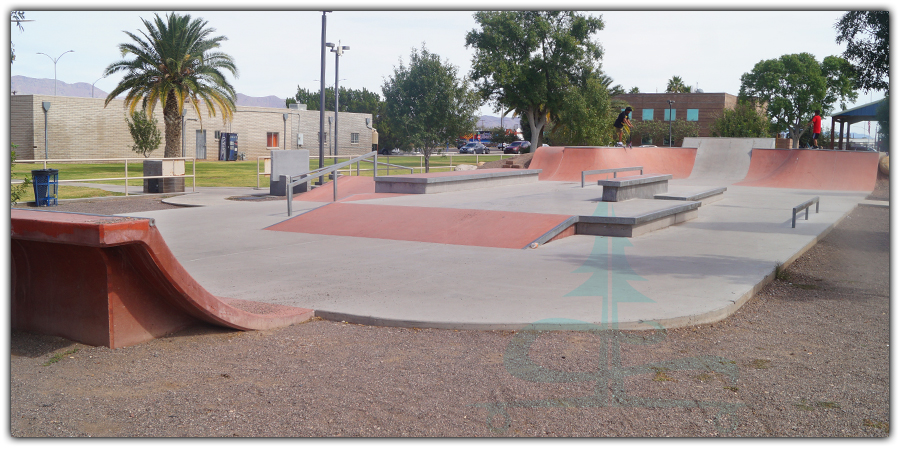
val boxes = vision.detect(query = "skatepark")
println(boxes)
[10,138,884,347]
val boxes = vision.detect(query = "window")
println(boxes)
[686,109,699,121]
[267,132,279,148]
[350,133,360,145]
[642,109,654,121]
[664,109,676,121]
[214,130,221,140]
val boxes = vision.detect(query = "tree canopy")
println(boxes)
[709,101,771,138]
[103,13,238,158]
[466,11,605,152]
[739,52,857,148]
[666,76,692,94]
[835,11,889,94]
[381,45,479,171]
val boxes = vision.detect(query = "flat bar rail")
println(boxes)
[791,196,820,228]
[285,151,378,216]
[581,166,643,188]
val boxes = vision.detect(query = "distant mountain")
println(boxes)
[477,115,521,131]
[12,75,109,98]
[12,75,286,108]
[235,93,286,108]
[12,75,520,128]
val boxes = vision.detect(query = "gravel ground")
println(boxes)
[9,176,890,438]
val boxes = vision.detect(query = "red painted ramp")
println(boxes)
[267,203,572,249]
[530,146,697,181]
[11,209,314,348]
[735,149,879,191]
[294,175,382,202]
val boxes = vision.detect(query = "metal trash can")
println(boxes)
[31,169,59,207]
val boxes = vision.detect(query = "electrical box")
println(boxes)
[297,134,303,147]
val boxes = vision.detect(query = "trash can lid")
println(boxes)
[31,169,58,174]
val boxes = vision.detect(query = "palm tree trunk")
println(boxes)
[163,93,182,158]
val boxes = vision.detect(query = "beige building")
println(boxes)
[11,94,374,161]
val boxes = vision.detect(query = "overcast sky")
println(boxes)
[7,1,892,137]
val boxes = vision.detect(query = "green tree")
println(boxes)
[466,11,605,153]
[739,52,857,148]
[11,11,25,64]
[11,143,31,205]
[126,111,162,158]
[103,13,238,158]
[629,87,641,94]
[631,120,699,147]
[835,11,889,94]
[381,45,479,172]
[876,95,889,152]
[666,76,691,93]
[549,74,616,146]
[709,101,772,138]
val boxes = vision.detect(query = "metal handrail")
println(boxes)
[13,157,196,195]
[581,166,643,188]
[286,151,378,216]
[358,158,414,176]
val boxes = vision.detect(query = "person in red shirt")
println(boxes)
[807,110,822,149]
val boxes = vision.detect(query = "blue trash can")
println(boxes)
[31,169,59,207]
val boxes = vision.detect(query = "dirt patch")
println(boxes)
[478,152,533,170]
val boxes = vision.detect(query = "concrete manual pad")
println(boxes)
[140,172,871,331]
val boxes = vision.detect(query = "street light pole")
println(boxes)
[667,100,674,147]
[92,75,106,98]
[318,11,331,185]
[329,42,349,169]
[36,50,74,96]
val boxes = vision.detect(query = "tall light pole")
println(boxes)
[92,75,106,98]
[36,50,74,96]
[667,100,675,147]
[328,42,349,169]
[318,11,331,185]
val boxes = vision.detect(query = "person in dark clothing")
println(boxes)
[614,107,634,147]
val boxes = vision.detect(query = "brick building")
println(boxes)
[612,92,741,140]
[11,94,374,161]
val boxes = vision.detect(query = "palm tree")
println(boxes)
[103,13,238,158]
[666,75,691,94]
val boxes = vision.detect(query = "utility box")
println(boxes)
[269,149,310,196]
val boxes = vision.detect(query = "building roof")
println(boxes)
[830,98,885,121]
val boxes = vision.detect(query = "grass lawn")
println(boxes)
[10,153,518,197]
[12,184,125,203]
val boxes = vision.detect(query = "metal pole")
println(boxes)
[318,11,329,185]
[334,48,340,169]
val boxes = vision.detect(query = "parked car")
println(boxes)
[504,141,532,154]
[459,142,489,154]
[495,142,508,150]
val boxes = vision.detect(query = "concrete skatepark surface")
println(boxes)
[92,139,877,335]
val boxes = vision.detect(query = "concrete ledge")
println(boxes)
[374,168,541,194]
[655,187,727,205]
[576,201,700,237]
[599,174,672,201]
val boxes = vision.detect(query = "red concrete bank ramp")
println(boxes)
[530,146,697,181]
[267,202,573,249]
[11,209,314,348]
[735,149,879,191]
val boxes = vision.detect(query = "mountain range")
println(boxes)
[12,74,520,129]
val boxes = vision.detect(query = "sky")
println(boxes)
[7,1,892,137]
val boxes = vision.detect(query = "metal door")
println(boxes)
[195,130,207,159]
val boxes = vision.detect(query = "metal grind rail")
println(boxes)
[285,151,380,216]
[581,166,643,188]
[791,196,820,228]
